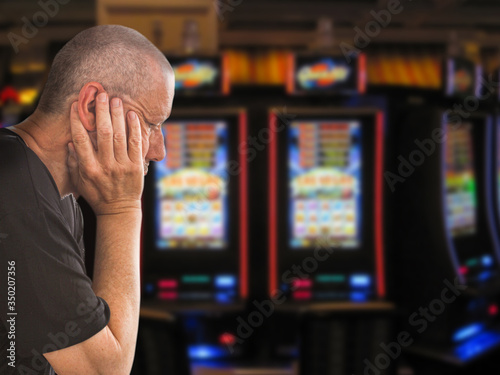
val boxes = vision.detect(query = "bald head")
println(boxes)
[37,25,173,116]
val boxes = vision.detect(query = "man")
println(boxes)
[0,25,174,374]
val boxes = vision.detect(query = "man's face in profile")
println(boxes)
[119,73,175,175]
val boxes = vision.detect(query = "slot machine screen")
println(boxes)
[444,123,477,237]
[288,120,362,249]
[154,121,228,250]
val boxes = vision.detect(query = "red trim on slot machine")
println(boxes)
[358,53,367,94]
[269,111,278,295]
[286,53,295,94]
[222,53,231,95]
[375,111,386,298]
[239,110,248,298]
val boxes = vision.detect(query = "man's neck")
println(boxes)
[9,111,75,199]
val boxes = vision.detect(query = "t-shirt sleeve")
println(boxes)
[0,208,110,358]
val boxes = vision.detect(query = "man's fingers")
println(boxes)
[70,102,95,166]
[95,92,114,161]
[110,97,128,162]
[127,111,143,164]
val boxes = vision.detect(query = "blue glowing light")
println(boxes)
[188,345,228,360]
[452,323,484,343]
[350,274,371,288]
[350,291,368,302]
[455,331,500,361]
[482,255,493,267]
[215,275,236,289]
[215,292,234,304]
[478,270,493,282]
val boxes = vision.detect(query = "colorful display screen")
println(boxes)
[169,57,221,94]
[445,123,477,237]
[288,120,362,248]
[294,56,358,93]
[155,121,228,249]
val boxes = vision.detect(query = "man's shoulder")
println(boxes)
[0,128,35,183]
[0,128,55,215]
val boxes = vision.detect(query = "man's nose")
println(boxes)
[146,128,166,162]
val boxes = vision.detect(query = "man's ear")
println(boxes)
[77,82,105,132]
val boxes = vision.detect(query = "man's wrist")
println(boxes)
[94,200,142,216]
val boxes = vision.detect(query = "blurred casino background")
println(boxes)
[3,0,500,374]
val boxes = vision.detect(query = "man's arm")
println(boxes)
[44,94,144,375]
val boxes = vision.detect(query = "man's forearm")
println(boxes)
[91,210,142,371]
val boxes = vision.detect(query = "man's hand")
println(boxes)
[67,92,144,216]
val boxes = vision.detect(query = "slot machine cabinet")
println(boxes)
[265,52,395,374]
[268,106,395,375]
[489,72,500,256]
[268,107,386,305]
[142,108,247,308]
[395,107,500,367]
[387,57,500,369]
[141,53,249,366]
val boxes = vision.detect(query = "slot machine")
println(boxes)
[490,68,500,261]
[393,56,500,369]
[267,53,395,375]
[141,54,249,365]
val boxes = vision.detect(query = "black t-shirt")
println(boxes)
[0,128,110,375]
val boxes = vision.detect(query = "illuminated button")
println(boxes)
[293,290,312,300]
[188,345,227,360]
[455,331,500,361]
[219,333,237,346]
[350,274,371,288]
[478,271,493,282]
[459,266,469,275]
[465,258,478,267]
[350,291,368,302]
[292,279,313,289]
[215,292,233,304]
[452,323,484,343]
[488,304,499,316]
[316,274,345,283]
[482,255,494,267]
[158,291,178,300]
[182,275,211,284]
[157,279,178,289]
[215,275,236,289]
